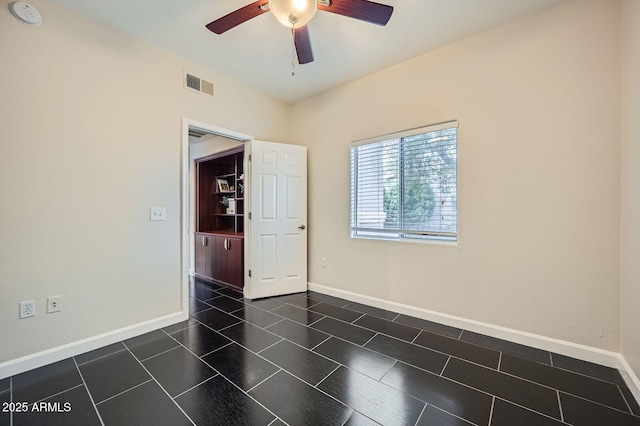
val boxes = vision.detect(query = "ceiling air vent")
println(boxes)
[184,72,214,97]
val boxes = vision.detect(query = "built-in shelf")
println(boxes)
[195,146,245,290]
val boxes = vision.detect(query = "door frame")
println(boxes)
[181,118,253,305]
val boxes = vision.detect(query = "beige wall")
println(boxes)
[620,0,640,379]
[293,0,621,350]
[0,0,290,363]
[1,0,633,369]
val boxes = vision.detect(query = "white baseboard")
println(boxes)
[308,282,640,399]
[618,354,640,406]
[0,311,188,380]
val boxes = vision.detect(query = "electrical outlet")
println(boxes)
[47,295,62,313]
[321,257,327,267]
[19,300,35,319]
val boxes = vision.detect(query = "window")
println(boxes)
[350,121,458,241]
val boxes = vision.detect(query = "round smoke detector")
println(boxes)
[10,2,43,27]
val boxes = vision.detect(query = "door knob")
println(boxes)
[298,224,306,230]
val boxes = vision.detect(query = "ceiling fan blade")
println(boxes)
[318,0,393,26]
[206,1,269,34]
[294,25,314,64]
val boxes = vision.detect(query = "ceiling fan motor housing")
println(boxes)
[269,0,318,28]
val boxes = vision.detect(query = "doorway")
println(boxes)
[181,118,308,304]
[181,119,251,311]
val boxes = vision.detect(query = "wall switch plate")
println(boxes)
[150,207,167,221]
[19,300,35,318]
[47,295,62,313]
[321,257,327,267]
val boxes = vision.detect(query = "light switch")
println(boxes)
[150,207,167,221]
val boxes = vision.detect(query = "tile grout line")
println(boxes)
[199,341,234,359]
[31,383,85,405]
[229,287,638,421]
[550,364,628,388]
[245,369,283,394]
[618,385,635,414]
[487,396,495,425]
[306,300,324,309]
[309,335,332,351]
[338,412,352,426]
[76,347,127,367]
[430,404,482,426]
[192,285,630,423]
[123,346,197,425]
[214,319,244,332]
[372,331,501,373]
[556,390,564,423]
[361,332,379,347]
[350,312,366,324]
[558,390,640,417]
[200,286,626,418]
[162,324,233,365]
[309,371,365,414]
[264,318,287,329]
[271,333,389,384]
[200,296,635,421]
[487,360,636,414]
[308,311,426,348]
[172,374,218,400]
[412,402,428,426]
[213,367,287,425]
[72,357,106,426]
[313,364,342,389]
[256,338,285,355]
[263,332,352,373]
[307,315,327,327]
[448,355,618,408]
[268,417,289,426]
[439,356,451,376]
[392,356,556,421]
[497,352,503,371]
[136,344,182,363]
[379,359,398,382]
[411,330,422,344]
[95,379,154,406]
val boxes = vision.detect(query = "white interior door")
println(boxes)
[245,140,308,299]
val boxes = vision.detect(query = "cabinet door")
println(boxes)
[194,233,207,277]
[226,237,244,288]
[213,236,229,284]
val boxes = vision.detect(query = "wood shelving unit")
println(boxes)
[195,146,245,289]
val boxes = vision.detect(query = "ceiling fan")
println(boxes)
[206,0,394,65]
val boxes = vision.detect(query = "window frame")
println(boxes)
[350,120,459,243]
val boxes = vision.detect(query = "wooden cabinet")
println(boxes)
[194,233,243,290]
[195,146,245,290]
[212,236,243,288]
[194,232,215,280]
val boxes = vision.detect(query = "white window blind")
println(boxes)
[350,121,458,241]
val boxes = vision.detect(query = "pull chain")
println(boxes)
[291,25,297,76]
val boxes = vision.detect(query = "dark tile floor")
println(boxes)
[2,279,640,426]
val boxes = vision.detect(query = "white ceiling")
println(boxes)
[51,0,563,104]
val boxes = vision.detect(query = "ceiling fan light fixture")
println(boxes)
[269,0,317,28]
